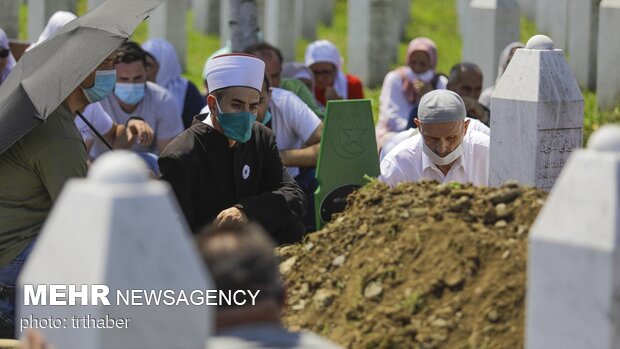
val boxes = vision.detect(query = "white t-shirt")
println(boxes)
[74,102,114,142]
[269,88,322,177]
[380,129,490,187]
[95,81,183,156]
[199,88,322,178]
[376,67,448,139]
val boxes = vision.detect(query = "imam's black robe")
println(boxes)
[158,114,307,245]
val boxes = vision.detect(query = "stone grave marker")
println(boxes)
[597,0,620,110]
[526,125,620,349]
[490,35,584,191]
[0,0,20,39]
[264,0,296,62]
[148,0,188,69]
[315,100,380,230]
[568,0,599,90]
[18,152,213,349]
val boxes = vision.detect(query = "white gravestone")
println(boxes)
[148,0,188,70]
[28,0,77,41]
[219,0,230,47]
[192,0,220,35]
[517,0,535,20]
[597,0,620,110]
[490,35,584,191]
[264,0,296,62]
[526,125,620,349]
[457,0,470,37]
[463,0,520,89]
[295,0,319,41]
[535,0,551,33]
[318,0,334,26]
[0,0,20,39]
[17,152,213,349]
[568,0,599,90]
[548,0,569,51]
[347,0,396,88]
[87,0,103,10]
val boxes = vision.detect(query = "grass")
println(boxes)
[17,0,620,140]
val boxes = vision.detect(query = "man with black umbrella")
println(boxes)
[0,0,163,337]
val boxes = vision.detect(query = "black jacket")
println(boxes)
[158,114,307,245]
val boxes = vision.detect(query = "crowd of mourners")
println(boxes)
[0,9,526,348]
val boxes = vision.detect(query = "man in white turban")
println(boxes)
[159,54,307,245]
[380,90,489,186]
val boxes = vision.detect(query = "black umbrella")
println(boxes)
[0,0,164,154]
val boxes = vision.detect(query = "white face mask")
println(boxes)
[422,142,464,166]
[414,69,434,83]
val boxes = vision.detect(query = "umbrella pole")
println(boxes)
[76,110,113,151]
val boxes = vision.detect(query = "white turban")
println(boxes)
[204,53,265,93]
[418,90,466,124]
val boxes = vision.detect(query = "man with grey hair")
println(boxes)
[379,89,489,186]
[446,62,489,125]
[199,223,342,349]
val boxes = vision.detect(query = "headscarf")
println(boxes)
[0,28,16,83]
[304,40,348,100]
[496,42,525,81]
[282,62,315,91]
[142,38,189,114]
[399,37,439,104]
[30,11,77,49]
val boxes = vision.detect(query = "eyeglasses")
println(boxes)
[0,49,10,58]
[311,68,336,77]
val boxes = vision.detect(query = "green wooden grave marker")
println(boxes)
[314,99,380,230]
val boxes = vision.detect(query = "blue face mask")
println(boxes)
[261,110,272,125]
[114,82,146,105]
[82,70,116,103]
[215,100,256,143]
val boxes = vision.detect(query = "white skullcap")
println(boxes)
[305,40,341,69]
[204,53,265,93]
[418,90,466,124]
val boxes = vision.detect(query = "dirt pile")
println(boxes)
[279,180,547,349]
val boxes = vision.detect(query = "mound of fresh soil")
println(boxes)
[279,180,547,349]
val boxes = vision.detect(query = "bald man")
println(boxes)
[446,62,489,125]
[380,90,489,186]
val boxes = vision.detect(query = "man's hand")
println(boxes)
[324,86,343,101]
[126,119,155,146]
[413,80,433,102]
[462,97,490,124]
[216,207,249,228]
[20,330,54,349]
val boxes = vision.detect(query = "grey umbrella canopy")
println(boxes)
[0,0,163,154]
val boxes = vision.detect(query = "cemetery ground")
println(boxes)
[16,0,620,143]
[279,180,547,348]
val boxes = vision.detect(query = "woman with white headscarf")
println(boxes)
[304,40,364,107]
[0,28,16,86]
[142,38,205,129]
[28,11,77,50]
[478,42,525,109]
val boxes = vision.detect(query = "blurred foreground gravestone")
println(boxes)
[28,0,77,41]
[0,0,20,39]
[568,0,599,91]
[526,125,620,349]
[490,35,584,191]
[17,152,213,349]
[597,0,620,111]
[463,0,520,89]
[148,0,188,69]
[314,100,380,230]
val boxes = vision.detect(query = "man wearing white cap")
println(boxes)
[158,54,307,245]
[379,90,489,186]
[305,40,364,107]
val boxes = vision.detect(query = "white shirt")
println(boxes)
[379,117,490,162]
[379,129,490,187]
[269,88,322,177]
[376,67,448,139]
[74,102,114,142]
[199,88,322,178]
[95,81,183,157]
